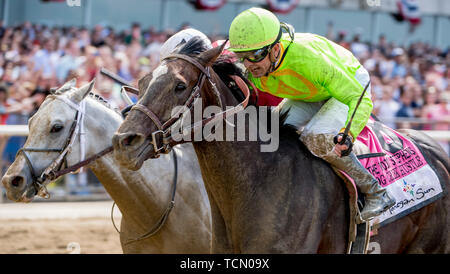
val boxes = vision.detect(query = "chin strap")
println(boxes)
[266,22,295,76]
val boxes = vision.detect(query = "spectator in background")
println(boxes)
[422,87,450,153]
[77,27,91,49]
[0,20,446,163]
[373,85,400,129]
[1,84,29,167]
[91,24,107,47]
[422,86,450,130]
[0,84,9,124]
[0,20,6,38]
[325,21,335,41]
[350,33,369,60]
[377,34,388,56]
[56,38,84,83]
[0,84,8,172]
[391,47,408,79]
[32,38,59,78]
[336,31,350,50]
[395,86,415,129]
[142,31,166,65]
[124,22,144,46]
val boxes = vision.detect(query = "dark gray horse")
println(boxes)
[112,38,450,253]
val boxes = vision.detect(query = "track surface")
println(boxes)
[0,201,123,254]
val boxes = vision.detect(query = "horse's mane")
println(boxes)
[87,92,110,107]
[173,36,296,135]
[212,57,257,106]
[54,88,121,115]
[139,37,289,134]
[174,36,257,106]
[86,92,122,115]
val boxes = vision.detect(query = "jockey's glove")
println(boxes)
[333,132,354,157]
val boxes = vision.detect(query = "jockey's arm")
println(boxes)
[317,61,373,140]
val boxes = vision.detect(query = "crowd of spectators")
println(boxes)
[330,29,449,153]
[0,20,448,168]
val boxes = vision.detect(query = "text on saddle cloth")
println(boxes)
[342,117,443,227]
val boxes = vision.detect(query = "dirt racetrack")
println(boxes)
[0,201,123,254]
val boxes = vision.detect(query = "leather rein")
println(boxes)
[128,53,251,157]
[19,92,180,242]
[17,95,113,199]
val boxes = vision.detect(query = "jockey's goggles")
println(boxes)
[235,45,273,63]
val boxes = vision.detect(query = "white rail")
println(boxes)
[0,125,29,136]
[0,125,449,141]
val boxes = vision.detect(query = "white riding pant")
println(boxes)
[275,66,371,158]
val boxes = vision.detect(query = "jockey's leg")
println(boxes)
[281,97,395,222]
[274,98,324,131]
[317,142,396,221]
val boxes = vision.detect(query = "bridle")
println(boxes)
[18,91,179,242]
[129,53,250,158]
[17,94,113,199]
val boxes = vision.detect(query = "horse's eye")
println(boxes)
[175,83,186,93]
[50,124,64,133]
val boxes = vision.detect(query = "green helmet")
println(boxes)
[228,7,281,52]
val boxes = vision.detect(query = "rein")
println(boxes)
[18,95,113,199]
[111,148,178,245]
[129,53,250,157]
[21,91,179,243]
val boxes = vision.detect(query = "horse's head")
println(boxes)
[1,79,99,202]
[113,38,227,170]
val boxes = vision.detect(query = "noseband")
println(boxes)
[129,53,250,158]
[17,95,113,199]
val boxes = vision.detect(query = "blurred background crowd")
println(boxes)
[0,20,448,193]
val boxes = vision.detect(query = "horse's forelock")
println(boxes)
[138,73,153,95]
[176,36,210,56]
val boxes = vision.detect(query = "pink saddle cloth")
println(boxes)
[342,117,443,227]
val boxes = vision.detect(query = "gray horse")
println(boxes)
[2,80,211,253]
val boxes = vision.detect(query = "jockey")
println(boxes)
[160,29,282,107]
[212,39,283,107]
[227,7,396,221]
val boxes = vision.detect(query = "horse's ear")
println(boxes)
[70,78,95,103]
[198,40,227,67]
[55,78,77,94]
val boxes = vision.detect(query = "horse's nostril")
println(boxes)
[11,176,24,188]
[123,135,136,146]
[120,133,144,147]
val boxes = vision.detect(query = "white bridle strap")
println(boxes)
[54,95,87,164]
[79,100,86,172]
[55,95,84,112]
[39,96,87,190]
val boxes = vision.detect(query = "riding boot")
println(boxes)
[323,152,396,222]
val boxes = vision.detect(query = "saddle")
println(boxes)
[336,115,444,254]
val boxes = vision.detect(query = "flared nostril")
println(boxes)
[115,133,144,148]
[122,134,137,146]
[10,176,24,188]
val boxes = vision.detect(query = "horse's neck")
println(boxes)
[193,71,271,211]
[90,154,173,228]
[210,71,240,108]
[84,99,172,229]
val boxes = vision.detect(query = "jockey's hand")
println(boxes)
[333,133,353,157]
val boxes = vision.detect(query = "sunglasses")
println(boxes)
[236,45,272,63]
